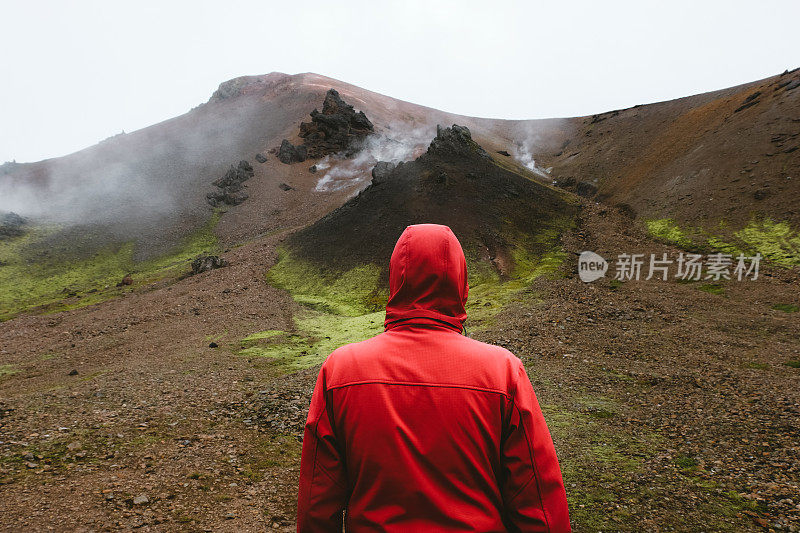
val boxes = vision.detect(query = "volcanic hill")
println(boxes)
[0,70,799,532]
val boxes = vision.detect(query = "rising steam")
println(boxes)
[314,124,435,193]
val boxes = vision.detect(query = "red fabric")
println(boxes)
[298,224,570,532]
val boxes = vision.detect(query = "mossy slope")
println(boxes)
[0,212,221,320]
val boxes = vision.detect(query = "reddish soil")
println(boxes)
[2,202,799,531]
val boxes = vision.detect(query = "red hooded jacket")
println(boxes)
[297,224,570,532]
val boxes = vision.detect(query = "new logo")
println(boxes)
[578,251,608,282]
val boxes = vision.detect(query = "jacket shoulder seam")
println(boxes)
[327,379,511,397]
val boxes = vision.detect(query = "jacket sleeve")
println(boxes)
[500,359,571,532]
[297,362,349,532]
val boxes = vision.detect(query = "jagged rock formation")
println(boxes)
[0,211,27,239]
[278,140,307,164]
[206,160,254,207]
[427,124,491,160]
[278,89,374,164]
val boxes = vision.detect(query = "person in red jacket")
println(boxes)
[297,223,570,532]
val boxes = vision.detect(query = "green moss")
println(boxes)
[241,434,301,482]
[772,303,799,313]
[744,361,768,370]
[267,249,387,316]
[260,216,574,367]
[698,283,725,296]
[241,330,285,342]
[674,453,699,471]
[646,218,692,247]
[238,311,384,370]
[785,360,800,369]
[735,219,800,267]
[0,211,221,321]
[0,364,18,378]
[705,236,742,256]
[646,217,800,267]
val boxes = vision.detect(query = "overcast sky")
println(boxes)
[1,0,798,163]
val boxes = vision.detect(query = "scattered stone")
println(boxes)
[224,512,236,520]
[68,369,78,376]
[132,494,149,506]
[25,462,38,469]
[67,441,82,452]
[255,153,267,164]
[496,150,511,156]
[309,165,317,174]
[754,189,768,200]
[371,161,397,185]
[209,342,218,349]
[279,183,293,191]
[207,160,255,207]
[278,140,307,164]
[191,255,228,275]
[117,274,133,287]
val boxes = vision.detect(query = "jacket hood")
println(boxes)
[384,224,469,332]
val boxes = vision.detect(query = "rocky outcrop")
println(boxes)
[371,161,397,185]
[191,255,228,274]
[207,160,254,207]
[0,211,27,239]
[278,89,374,164]
[426,125,491,160]
[278,140,307,164]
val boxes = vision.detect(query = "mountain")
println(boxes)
[1,71,800,531]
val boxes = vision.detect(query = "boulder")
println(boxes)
[191,255,228,275]
[371,161,397,184]
[278,140,307,164]
[255,153,267,163]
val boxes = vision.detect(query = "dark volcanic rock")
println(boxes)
[0,211,27,239]
[207,190,249,207]
[255,153,267,163]
[497,150,511,156]
[576,181,599,198]
[207,160,254,207]
[279,183,293,191]
[191,255,228,275]
[297,89,374,159]
[371,161,397,184]
[286,123,578,276]
[427,124,491,160]
[278,140,307,164]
